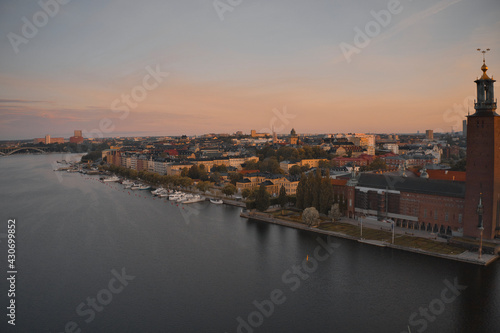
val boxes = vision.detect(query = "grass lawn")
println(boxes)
[318,222,466,255]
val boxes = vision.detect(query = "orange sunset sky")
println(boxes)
[0,0,499,139]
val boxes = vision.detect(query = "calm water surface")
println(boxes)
[0,154,499,333]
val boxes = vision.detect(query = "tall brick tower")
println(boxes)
[464,51,500,240]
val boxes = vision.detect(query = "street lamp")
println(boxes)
[477,193,484,260]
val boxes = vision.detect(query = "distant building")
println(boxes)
[70,129,84,144]
[250,129,268,138]
[462,120,467,137]
[425,130,434,141]
[34,134,64,144]
[289,128,299,145]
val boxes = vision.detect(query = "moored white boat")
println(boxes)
[130,183,142,190]
[151,187,165,195]
[138,185,151,190]
[183,195,205,204]
[103,176,120,182]
[210,198,223,204]
[122,180,134,186]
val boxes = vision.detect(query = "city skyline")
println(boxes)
[1,0,499,140]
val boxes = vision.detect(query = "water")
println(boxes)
[0,154,499,333]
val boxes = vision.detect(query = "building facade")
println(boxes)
[463,58,500,239]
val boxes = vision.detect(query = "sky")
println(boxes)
[0,0,499,140]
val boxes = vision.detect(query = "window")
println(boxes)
[424,208,427,218]
[458,214,463,224]
[445,212,449,222]
[434,211,438,220]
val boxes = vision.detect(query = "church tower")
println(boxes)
[464,50,500,239]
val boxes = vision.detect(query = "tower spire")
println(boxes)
[477,48,491,80]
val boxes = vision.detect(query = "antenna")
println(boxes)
[477,48,491,64]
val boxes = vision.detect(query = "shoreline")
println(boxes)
[240,211,499,267]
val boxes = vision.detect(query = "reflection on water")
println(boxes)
[0,154,498,333]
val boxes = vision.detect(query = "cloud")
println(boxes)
[0,99,49,104]
[375,0,464,45]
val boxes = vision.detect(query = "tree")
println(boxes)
[260,157,283,174]
[210,172,221,184]
[222,184,236,197]
[300,164,311,173]
[289,165,302,176]
[196,181,211,193]
[211,164,228,173]
[244,160,260,170]
[278,185,288,210]
[255,184,270,212]
[318,159,330,170]
[329,203,341,222]
[302,207,319,227]
[296,174,305,209]
[451,158,466,171]
[319,178,333,214]
[367,157,387,171]
[242,188,251,199]
[229,172,243,185]
[188,165,200,179]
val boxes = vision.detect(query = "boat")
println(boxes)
[168,191,184,200]
[122,180,134,186]
[210,199,223,204]
[183,195,205,204]
[151,187,165,195]
[130,183,142,190]
[176,193,192,202]
[138,185,151,190]
[103,176,120,182]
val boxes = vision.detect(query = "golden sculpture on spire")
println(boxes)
[477,48,491,80]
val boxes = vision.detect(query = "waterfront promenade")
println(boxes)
[240,210,499,266]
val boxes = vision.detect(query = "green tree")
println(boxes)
[222,184,236,196]
[210,172,221,183]
[289,165,302,175]
[242,188,251,199]
[211,164,228,173]
[451,159,466,171]
[278,185,288,210]
[229,172,243,185]
[244,160,260,170]
[319,178,333,214]
[188,165,200,179]
[296,175,305,209]
[255,184,270,212]
[196,181,211,193]
[260,157,283,174]
[318,159,331,170]
[367,157,387,171]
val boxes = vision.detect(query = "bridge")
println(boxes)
[0,147,49,156]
